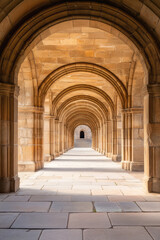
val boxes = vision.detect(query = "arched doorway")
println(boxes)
[74,125,92,148]
[80,131,84,139]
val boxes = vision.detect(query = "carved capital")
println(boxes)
[0,83,19,98]
[143,84,160,96]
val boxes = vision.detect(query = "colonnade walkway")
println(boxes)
[0,148,160,239]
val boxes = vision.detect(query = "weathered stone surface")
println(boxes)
[0,202,51,212]
[68,213,111,228]
[0,213,18,228]
[83,227,152,240]
[0,229,41,240]
[40,230,82,240]
[50,202,93,212]
[109,213,160,226]
[11,213,68,229]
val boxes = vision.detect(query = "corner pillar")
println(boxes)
[0,83,20,192]
[144,84,160,193]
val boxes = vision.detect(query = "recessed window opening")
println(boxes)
[80,131,85,138]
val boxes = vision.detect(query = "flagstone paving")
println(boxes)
[0,148,160,240]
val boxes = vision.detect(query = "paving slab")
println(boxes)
[11,213,68,229]
[118,202,141,212]
[50,202,93,212]
[0,202,50,212]
[94,202,121,212]
[0,195,8,201]
[4,196,30,202]
[0,213,19,228]
[146,227,160,240]
[108,195,145,202]
[0,229,41,240]
[83,227,153,240]
[71,195,108,202]
[109,213,160,226]
[137,202,160,211]
[29,195,71,202]
[40,230,82,240]
[68,213,111,228]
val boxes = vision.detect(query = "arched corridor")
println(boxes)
[17,21,146,174]
[1,1,160,238]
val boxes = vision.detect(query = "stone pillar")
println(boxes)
[117,116,122,160]
[106,120,112,157]
[59,122,63,155]
[102,123,106,155]
[61,123,65,153]
[112,117,121,161]
[121,108,144,171]
[64,124,67,152]
[104,122,108,155]
[95,129,98,151]
[0,83,20,193]
[144,84,160,193]
[97,127,101,152]
[92,130,96,150]
[33,108,44,170]
[55,118,59,157]
[50,116,55,160]
[18,106,44,171]
[66,125,69,150]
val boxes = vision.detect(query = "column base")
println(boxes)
[122,160,144,171]
[44,155,54,162]
[145,177,160,193]
[55,153,60,157]
[112,155,121,162]
[0,176,20,193]
[106,153,112,158]
[18,161,44,172]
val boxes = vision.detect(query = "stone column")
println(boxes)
[64,124,67,152]
[0,83,20,193]
[33,108,44,170]
[102,123,106,155]
[50,116,55,160]
[106,120,112,157]
[112,117,121,161]
[61,123,65,153]
[121,108,144,171]
[104,122,108,155]
[144,84,160,193]
[95,129,99,151]
[55,118,60,157]
[97,127,101,152]
[18,106,44,171]
[66,125,69,150]
[92,130,96,150]
[58,122,63,155]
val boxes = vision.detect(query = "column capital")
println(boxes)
[44,114,55,119]
[143,84,160,96]
[18,106,44,114]
[0,82,19,98]
[121,107,143,114]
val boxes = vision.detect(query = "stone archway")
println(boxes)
[0,2,160,193]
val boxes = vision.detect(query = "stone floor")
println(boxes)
[0,148,160,240]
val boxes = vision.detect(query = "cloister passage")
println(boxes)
[0,1,160,195]
[18,19,145,182]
